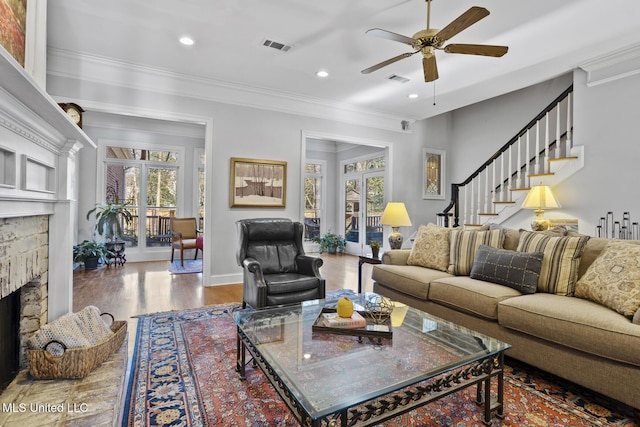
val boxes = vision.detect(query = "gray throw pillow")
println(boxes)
[470,245,544,294]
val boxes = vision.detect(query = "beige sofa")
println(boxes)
[372,227,640,413]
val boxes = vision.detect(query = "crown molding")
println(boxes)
[47,48,417,133]
[579,43,640,87]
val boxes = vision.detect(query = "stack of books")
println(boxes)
[321,311,366,329]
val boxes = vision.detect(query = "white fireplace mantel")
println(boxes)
[0,47,95,321]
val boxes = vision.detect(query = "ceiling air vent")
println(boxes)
[262,39,291,52]
[387,74,410,83]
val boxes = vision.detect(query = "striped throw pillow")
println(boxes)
[448,228,504,276]
[516,230,590,295]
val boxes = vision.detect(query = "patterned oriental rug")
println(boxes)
[123,304,638,427]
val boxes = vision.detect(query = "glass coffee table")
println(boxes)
[235,294,510,426]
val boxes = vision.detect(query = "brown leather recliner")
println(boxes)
[236,218,325,309]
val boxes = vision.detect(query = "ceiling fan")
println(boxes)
[361,0,508,82]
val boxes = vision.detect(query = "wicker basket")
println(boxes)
[26,319,127,379]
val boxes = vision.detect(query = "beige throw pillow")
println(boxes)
[575,240,640,318]
[516,230,590,295]
[407,224,450,272]
[448,228,504,276]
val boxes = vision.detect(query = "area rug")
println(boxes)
[168,259,202,274]
[123,303,638,427]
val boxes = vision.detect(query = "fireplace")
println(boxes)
[0,215,49,390]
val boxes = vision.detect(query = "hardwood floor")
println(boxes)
[73,253,375,354]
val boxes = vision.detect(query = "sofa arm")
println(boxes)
[381,249,411,266]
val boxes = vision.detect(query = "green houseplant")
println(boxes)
[73,240,111,269]
[86,200,133,241]
[369,239,381,258]
[314,231,346,254]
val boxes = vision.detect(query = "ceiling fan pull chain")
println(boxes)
[433,81,437,106]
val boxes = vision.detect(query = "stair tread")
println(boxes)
[494,201,516,204]
[549,156,578,162]
[510,187,531,191]
[478,212,499,216]
[529,173,555,177]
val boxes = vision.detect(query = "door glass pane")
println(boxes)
[146,167,177,247]
[304,176,321,241]
[345,179,360,243]
[365,176,384,245]
[105,164,139,247]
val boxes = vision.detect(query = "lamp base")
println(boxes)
[388,227,403,249]
[531,209,550,231]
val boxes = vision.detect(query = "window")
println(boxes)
[103,144,181,250]
[304,160,325,241]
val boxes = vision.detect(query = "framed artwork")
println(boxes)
[1,0,27,66]
[422,148,446,200]
[549,218,579,233]
[230,157,287,208]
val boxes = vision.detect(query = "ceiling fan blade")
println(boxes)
[361,51,417,74]
[435,6,490,42]
[444,44,508,57]
[365,28,418,47]
[423,54,438,82]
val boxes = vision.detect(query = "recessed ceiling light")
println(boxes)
[316,70,329,78]
[179,36,195,46]
[408,93,419,99]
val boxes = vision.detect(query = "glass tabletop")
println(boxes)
[235,293,510,420]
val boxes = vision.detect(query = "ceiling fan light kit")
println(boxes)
[362,0,508,82]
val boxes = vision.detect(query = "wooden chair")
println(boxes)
[170,217,200,267]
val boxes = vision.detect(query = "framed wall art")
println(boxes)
[422,148,446,200]
[230,157,287,208]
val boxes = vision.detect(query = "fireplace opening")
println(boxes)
[0,288,21,391]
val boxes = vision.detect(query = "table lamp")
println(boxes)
[522,183,561,231]
[381,202,412,249]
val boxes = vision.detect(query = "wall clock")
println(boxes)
[58,102,84,128]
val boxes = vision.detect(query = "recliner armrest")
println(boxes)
[296,255,323,277]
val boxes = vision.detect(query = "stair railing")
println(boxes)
[439,85,573,228]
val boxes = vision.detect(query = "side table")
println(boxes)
[105,241,126,267]
[358,254,382,293]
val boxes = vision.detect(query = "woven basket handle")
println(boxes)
[100,312,115,326]
[43,340,67,357]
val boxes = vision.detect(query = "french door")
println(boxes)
[343,171,384,254]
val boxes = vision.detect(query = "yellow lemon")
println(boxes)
[336,296,354,318]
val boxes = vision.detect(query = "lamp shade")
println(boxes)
[522,184,561,210]
[381,202,412,227]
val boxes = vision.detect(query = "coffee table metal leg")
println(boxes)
[236,327,246,379]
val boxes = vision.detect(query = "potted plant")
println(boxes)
[73,240,111,269]
[314,231,346,254]
[86,200,133,242]
[369,239,381,258]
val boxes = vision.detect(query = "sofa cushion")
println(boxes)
[448,228,504,276]
[516,230,589,295]
[574,240,640,318]
[498,294,640,367]
[429,276,522,320]
[372,264,451,300]
[407,223,450,272]
[470,245,543,294]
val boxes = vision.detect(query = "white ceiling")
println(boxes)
[47,0,640,123]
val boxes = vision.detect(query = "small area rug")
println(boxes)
[123,303,637,427]
[168,259,202,274]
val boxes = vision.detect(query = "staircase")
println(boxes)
[439,85,583,228]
